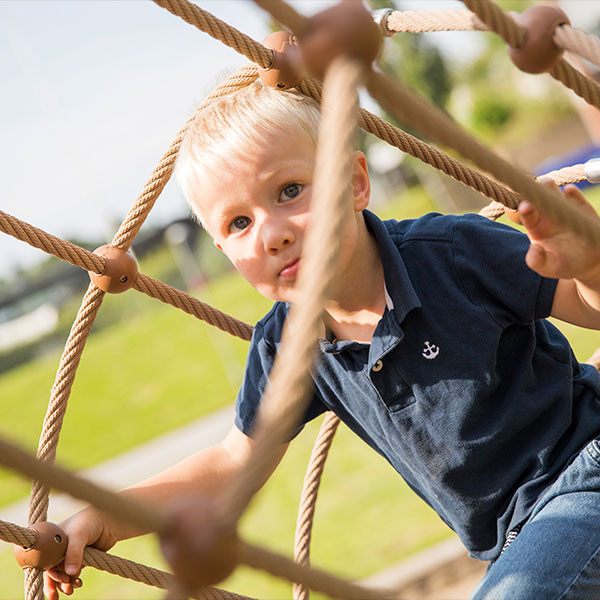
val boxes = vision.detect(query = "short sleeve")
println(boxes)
[234,320,273,437]
[453,214,558,326]
[235,306,327,439]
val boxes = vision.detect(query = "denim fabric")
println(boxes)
[472,439,600,599]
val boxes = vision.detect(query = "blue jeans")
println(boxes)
[471,439,600,599]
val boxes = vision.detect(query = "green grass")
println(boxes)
[0,417,451,599]
[0,271,272,507]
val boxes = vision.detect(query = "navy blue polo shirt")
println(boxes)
[235,210,600,561]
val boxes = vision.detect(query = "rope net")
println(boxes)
[1,1,600,599]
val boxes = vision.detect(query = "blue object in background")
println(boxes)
[535,143,600,188]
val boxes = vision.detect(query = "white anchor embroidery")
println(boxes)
[422,341,440,360]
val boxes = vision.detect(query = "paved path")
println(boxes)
[0,405,235,525]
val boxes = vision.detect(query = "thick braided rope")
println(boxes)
[153,0,273,68]
[23,65,259,571]
[111,131,185,250]
[541,163,587,186]
[0,519,252,600]
[297,76,521,210]
[27,283,106,522]
[366,69,600,246]
[385,4,600,111]
[251,0,521,210]
[239,541,392,600]
[386,9,486,33]
[478,201,508,221]
[549,60,600,111]
[0,435,170,536]
[461,0,523,47]
[0,519,36,548]
[554,24,600,71]
[253,0,306,37]
[0,210,105,274]
[134,274,253,340]
[0,432,390,599]
[479,162,588,229]
[82,547,253,600]
[0,207,253,340]
[201,64,259,107]
[218,57,363,533]
[461,0,600,111]
[110,64,260,253]
[293,412,340,600]
[149,0,525,213]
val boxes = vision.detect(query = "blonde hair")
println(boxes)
[176,79,321,227]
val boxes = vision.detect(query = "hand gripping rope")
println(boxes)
[1,1,600,599]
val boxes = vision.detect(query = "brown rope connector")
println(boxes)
[89,244,139,294]
[299,0,382,80]
[159,495,239,591]
[259,31,303,90]
[508,5,570,74]
[13,521,67,570]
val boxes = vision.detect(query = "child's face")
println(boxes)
[192,127,368,303]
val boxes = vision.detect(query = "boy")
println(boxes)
[45,80,600,599]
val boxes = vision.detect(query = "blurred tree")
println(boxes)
[368,0,451,109]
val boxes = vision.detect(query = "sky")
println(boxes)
[0,0,599,278]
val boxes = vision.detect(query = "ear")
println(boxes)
[351,151,370,212]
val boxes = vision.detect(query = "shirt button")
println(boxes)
[372,360,383,372]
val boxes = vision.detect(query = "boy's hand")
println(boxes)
[43,507,118,599]
[519,182,600,285]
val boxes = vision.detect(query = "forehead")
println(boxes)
[190,125,316,227]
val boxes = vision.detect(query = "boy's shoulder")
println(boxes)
[253,301,289,348]
[379,211,516,247]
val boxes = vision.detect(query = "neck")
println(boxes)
[324,219,385,343]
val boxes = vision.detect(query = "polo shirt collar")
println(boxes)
[363,210,421,323]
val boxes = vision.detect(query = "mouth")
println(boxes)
[279,258,300,280]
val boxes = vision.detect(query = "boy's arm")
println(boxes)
[518,183,600,330]
[44,425,288,600]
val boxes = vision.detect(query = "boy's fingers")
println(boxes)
[63,529,88,577]
[525,243,550,275]
[46,566,70,584]
[518,200,543,235]
[564,184,599,218]
[43,573,58,600]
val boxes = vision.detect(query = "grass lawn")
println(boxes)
[0,271,272,507]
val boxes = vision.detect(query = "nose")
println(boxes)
[260,216,295,255]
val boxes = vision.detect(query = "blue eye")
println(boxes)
[229,216,251,232]
[279,183,302,203]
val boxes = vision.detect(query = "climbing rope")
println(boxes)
[384,5,600,77]
[0,431,390,599]
[0,210,105,274]
[293,412,340,600]
[386,9,486,33]
[2,518,252,600]
[1,1,600,599]
[461,0,600,111]
[365,70,600,244]
[217,55,365,533]
[153,0,273,69]
[554,24,600,71]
